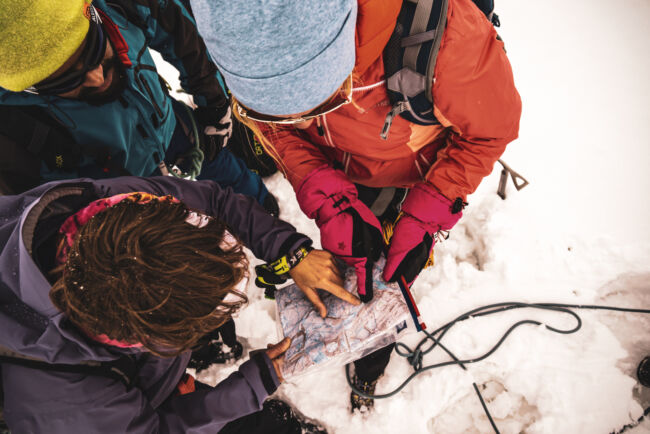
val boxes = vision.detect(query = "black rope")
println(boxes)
[346,302,650,433]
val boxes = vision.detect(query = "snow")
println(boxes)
[154,0,650,432]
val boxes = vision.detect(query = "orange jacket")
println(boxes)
[260,0,521,202]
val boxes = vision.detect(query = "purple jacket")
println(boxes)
[0,177,310,433]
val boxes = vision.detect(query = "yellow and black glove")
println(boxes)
[255,245,313,299]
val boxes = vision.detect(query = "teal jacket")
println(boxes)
[0,0,227,182]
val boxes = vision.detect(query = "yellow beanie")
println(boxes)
[0,0,92,92]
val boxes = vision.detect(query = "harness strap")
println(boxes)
[403,0,435,71]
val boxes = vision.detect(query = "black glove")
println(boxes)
[254,244,314,299]
[194,104,233,162]
[255,263,288,300]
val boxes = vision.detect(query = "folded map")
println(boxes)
[275,256,415,379]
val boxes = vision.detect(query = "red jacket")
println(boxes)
[260,0,521,202]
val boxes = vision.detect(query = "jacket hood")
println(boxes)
[0,181,129,364]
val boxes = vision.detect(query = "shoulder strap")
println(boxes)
[0,344,138,390]
[381,0,449,139]
[381,0,502,139]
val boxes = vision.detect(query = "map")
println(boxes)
[276,257,414,379]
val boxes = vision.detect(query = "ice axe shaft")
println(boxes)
[397,276,426,331]
[497,159,529,200]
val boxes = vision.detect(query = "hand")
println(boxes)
[265,337,291,383]
[384,183,464,283]
[194,105,233,161]
[289,249,360,317]
[296,166,384,303]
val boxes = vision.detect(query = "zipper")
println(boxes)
[138,72,164,119]
[321,115,336,148]
[316,117,325,136]
[381,100,409,140]
[381,99,439,140]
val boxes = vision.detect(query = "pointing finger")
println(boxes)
[301,286,328,318]
[319,279,361,306]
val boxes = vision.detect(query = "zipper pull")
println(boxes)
[381,101,408,140]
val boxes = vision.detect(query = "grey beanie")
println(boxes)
[190,0,358,116]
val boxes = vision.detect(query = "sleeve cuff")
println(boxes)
[249,352,280,395]
[278,234,312,259]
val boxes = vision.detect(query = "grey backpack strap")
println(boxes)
[402,0,448,104]
[382,0,449,139]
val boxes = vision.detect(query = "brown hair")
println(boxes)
[50,199,248,357]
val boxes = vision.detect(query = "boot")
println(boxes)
[188,340,244,372]
[263,399,328,434]
[349,374,379,413]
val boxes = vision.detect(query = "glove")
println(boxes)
[255,244,313,299]
[297,165,383,302]
[383,183,465,283]
[194,104,233,161]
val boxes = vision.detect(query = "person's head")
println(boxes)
[190,0,358,120]
[0,0,125,104]
[50,197,248,357]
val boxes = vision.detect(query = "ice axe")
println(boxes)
[496,159,529,200]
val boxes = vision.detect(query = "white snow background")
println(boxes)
[154,0,650,432]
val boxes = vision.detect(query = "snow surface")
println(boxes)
[154,0,650,432]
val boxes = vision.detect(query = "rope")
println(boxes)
[346,302,650,433]
[161,104,204,180]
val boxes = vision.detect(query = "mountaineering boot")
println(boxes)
[264,400,327,434]
[219,399,327,434]
[350,374,379,413]
[188,340,244,372]
[638,356,650,387]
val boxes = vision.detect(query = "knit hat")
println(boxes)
[190,0,358,116]
[0,0,92,92]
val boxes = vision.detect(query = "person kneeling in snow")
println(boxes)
[191,0,522,411]
[0,0,279,214]
[0,176,357,433]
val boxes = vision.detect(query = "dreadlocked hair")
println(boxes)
[49,198,248,357]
